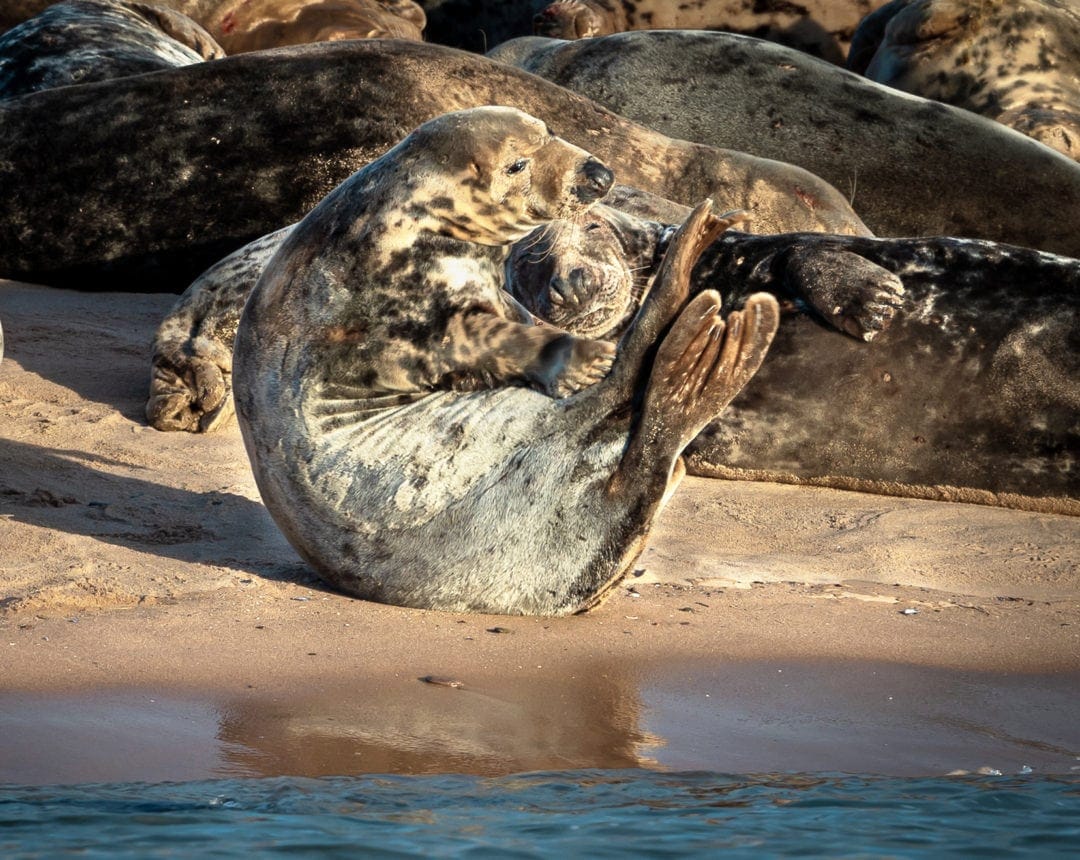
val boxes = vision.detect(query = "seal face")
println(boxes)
[232,106,781,614]
[850,0,1080,161]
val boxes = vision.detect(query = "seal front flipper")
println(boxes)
[784,246,905,342]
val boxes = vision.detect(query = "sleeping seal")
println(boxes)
[232,107,781,614]
[506,201,1080,511]
[0,38,867,292]
[489,30,1080,257]
[848,0,1080,161]
[532,0,890,63]
[0,0,223,99]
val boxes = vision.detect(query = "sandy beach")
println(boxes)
[1,279,1078,784]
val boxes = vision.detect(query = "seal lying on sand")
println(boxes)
[533,0,890,64]
[489,30,1080,257]
[0,38,867,291]
[233,107,781,614]
[0,0,223,99]
[1,0,425,52]
[506,202,1080,510]
[848,0,1080,162]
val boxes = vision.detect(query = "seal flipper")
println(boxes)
[784,246,905,342]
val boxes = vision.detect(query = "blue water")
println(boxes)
[2,770,1077,858]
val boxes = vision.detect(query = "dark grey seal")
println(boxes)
[0,0,223,99]
[488,30,1080,258]
[0,38,867,292]
[233,107,781,614]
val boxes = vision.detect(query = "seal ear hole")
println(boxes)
[507,158,529,175]
[585,222,602,231]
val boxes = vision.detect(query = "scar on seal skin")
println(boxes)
[232,107,780,614]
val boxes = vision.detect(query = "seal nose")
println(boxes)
[576,159,614,203]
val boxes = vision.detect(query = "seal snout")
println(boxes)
[575,159,614,203]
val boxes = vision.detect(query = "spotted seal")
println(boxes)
[1,0,425,52]
[0,38,867,292]
[848,0,1080,161]
[506,201,1080,511]
[532,0,890,64]
[0,0,223,99]
[488,30,1080,257]
[232,107,782,614]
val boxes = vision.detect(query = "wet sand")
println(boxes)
[1,281,1078,784]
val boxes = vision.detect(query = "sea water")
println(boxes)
[2,770,1078,858]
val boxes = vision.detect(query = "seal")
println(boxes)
[0,0,223,99]
[532,0,890,64]
[848,0,1080,162]
[505,202,1080,510]
[0,38,867,291]
[1,0,425,53]
[232,106,782,614]
[488,30,1080,257]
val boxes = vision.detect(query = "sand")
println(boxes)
[1,279,1078,783]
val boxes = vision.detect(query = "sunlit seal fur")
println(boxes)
[0,0,222,98]
[0,38,867,292]
[848,0,1080,161]
[489,30,1080,257]
[1,0,424,52]
[506,201,1080,512]
[533,0,890,64]
[232,108,781,614]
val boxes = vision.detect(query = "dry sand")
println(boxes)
[1,280,1077,784]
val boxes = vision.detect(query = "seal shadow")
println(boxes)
[0,437,309,583]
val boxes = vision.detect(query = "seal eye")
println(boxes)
[507,159,528,175]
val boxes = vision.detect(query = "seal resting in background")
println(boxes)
[233,107,781,614]
[848,0,1080,161]
[0,0,425,52]
[533,0,890,64]
[506,201,1080,510]
[0,0,222,98]
[489,31,1080,257]
[0,38,867,292]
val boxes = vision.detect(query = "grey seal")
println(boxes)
[848,0,1080,162]
[0,38,867,291]
[506,201,1080,511]
[532,0,890,64]
[488,30,1080,258]
[233,107,781,614]
[0,0,223,99]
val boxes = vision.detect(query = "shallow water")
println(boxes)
[2,771,1078,858]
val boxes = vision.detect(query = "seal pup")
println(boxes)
[488,30,1080,257]
[233,107,781,614]
[532,0,890,64]
[848,0,1080,161]
[0,0,223,99]
[0,38,867,291]
[506,202,1080,510]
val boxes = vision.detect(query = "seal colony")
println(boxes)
[489,30,1080,258]
[849,0,1080,162]
[233,107,781,614]
[0,38,867,292]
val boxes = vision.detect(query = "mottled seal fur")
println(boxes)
[849,0,1080,161]
[489,30,1080,257]
[1,0,425,52]
[0,38,867,291]
[232,107,781,613]
[533,0,890,63]
[0,0,223,99]
[506,202,1080,510]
